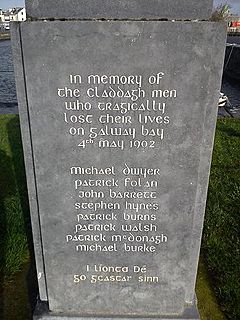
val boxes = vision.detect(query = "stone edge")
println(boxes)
[184,21,227,303]
[10,21,48,302]
[33,299,200,319]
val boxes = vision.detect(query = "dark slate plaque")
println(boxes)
[26,0,213,20]
[12,20,226,319]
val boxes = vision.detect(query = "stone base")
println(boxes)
[34,300,200,320]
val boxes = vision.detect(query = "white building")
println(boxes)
[0,7,26,23]
[13,7,26,21]
[0,9,5,22]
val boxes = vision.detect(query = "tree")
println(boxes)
[211,3,231,21]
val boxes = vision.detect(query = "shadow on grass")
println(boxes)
[218,125,240,137]
[0,149,12,319]
[0,115,38,319]
[196,256,227,320]
[7,116,38,318]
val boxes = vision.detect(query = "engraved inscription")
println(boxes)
[56,71,176,285]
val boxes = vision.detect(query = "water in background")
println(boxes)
[222,36,240,108]
[227,35,240,45]
[0,38,239,114]
[0,39,18,113]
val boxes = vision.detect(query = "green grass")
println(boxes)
[0,114,30,276]
[202,118,240,319]
[196,258,227,320]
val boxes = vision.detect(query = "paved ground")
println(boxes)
[218,105,240,118]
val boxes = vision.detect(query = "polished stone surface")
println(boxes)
[26,0,213,20]
[12,20,226,318]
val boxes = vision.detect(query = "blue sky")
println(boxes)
[1,0,240,14]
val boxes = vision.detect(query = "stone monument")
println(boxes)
[11,1,226,319]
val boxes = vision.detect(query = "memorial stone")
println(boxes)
[11,2,226,320]
[26,0,213,20]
